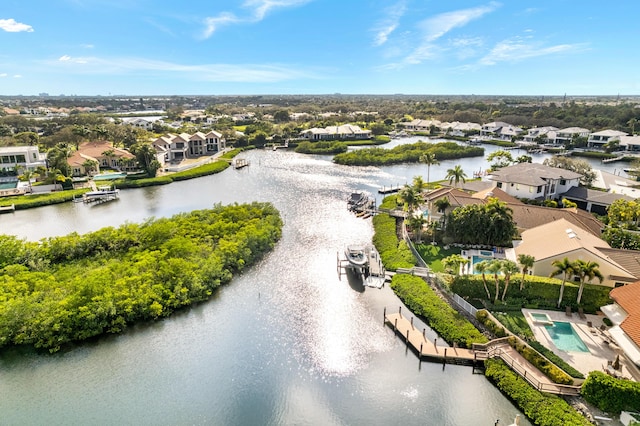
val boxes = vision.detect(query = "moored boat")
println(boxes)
[344,245,368,268]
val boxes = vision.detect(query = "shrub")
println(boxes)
[528,341,584,379]
[372,213,415,271]
[507,336,574,385]
[581,371,640,414]
[0,189,89,209]
[391,274,488,348]
[476,310,508,338]
[484,359,591,426]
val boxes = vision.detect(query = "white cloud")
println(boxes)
[479,37,587,66]
[80,44,95,49]
[13,74,22,78]
[0,73,7,77]
[45,55,319,83]
[202,0,312,38]
[373,1,407,47]
[0,18,34,33]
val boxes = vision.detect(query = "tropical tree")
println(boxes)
[411,175,427,193]
[474,259,492,299]
[487,259,503,304]
[102,149,116,169]
[407,214,427,242]
[442,254,469,276]
[397,184,421,214]
[130,143,161,177]
[433,197,451,227]
[82,159,98,176]
[419,152,439,188]
[550,257,576,308]
[445,165,467,188]
[628,118,638,135]
[486,150,513,170]
[500,260,520,302]
[517,254,535,290]
[573,260,604,304]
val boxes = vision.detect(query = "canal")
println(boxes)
[0,142,602,425]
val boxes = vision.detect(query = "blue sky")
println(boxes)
[1,1,638,96]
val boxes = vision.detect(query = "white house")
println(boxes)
[0,145,47,173]
[553,127,590,145]
[488,162,582,200]
[121,116,165,131]
[300,124,372,141]
[152,131,226,164]
[398,119,441,132]
[618,135,640,152]
[601,283,640,368]
[587,129,627,149]
[480,121,523,140]
[521,126,559,143]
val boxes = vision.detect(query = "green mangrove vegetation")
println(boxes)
[0,202,283,352]
[333,141,483,166]
[294,141,348,154]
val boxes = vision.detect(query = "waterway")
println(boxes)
[0,139,604,425]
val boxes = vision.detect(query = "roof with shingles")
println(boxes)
[508,204,604,237]
[597,248,640,280]
[561,186,634,206]
[609,283,640,348]
[489,163,582,186]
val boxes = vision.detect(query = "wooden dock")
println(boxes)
[385,309,484,365]
[378,185,402,194]
[234,158,250,169]
[0,203,15,213]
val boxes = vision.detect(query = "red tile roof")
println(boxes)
[610,282,640,347]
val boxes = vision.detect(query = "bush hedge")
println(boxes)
[506,336,574,385]
[450,275,611,313]
[0,189,90,209]
[528,341,584,379]
[294,141,348,154]
[391,274,488,348]
[484,359,592,426]
[581,371,640,414]
[372,213,415,271]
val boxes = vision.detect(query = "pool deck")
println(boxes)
[523,308,640,381]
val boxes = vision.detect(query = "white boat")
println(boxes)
[345,245,368,268]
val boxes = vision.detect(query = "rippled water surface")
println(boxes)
[0,147,536,425]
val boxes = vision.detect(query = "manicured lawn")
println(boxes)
[414,243,460,272]
[492,311,534,340]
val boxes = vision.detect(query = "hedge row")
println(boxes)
[451,275,611,313]
[371,213,415,271]
[390,274,488,348]
[528,341,584,379]
[581,371,640,414]
[506,336,574,385]
[0,189,89,209]
[484,359,592,426]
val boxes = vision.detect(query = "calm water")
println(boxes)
[0,145,551,425]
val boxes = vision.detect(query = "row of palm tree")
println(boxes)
[550,257,603,306]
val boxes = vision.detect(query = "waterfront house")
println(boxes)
[398,119,441,132]
[512,218,637,288]
[553,127,590,145]
[480,121,523,140]
[590,170,640,198]
[587,129,627,149]
[440,121,481,136]
[300,124,372,141]
[152,131,226,164]
[618,135,640,152]
[488,162,582,201]
[521,126,559,144]
[0,145,47,173]
[68,141,136,176]
[121,116,164,131]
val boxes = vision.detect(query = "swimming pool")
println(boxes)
[530,312,553,325]
[94,173,127,181]
[0,181,17,190]
[544,321,589,353]
[471,255,493,274]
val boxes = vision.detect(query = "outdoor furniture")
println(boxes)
[578,307,586,320]
[565,306,572,317]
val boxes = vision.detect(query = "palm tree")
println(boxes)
[442,254,469,276]
[628,118,638,135]
[517,254,535,290]
[398,185,421,214]
[102,149,117,169]
[445,165,467,188]
[487,259,503,304]
[574,260,604,304]
[433,197,451,227]
[411,175,427,193]
[500,260,520,302]
[550,257,576,308]
[419,152,439,189]
[474,259,492,299]
[82,159,98,176]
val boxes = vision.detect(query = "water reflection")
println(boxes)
[0,148,533,425]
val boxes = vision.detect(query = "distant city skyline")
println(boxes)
[1,1,639,96]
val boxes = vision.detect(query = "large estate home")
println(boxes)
[152,131,226,165]
[480,121,523,140]
[553,127,590,145]
[587,129,628,149]
[601,283,640,367]
[67,141,136,176]
[488,163,582,201]
[618,135,640,152]
[300,124,371,141]
[521,126,558,144]
[513,218,637,288]
[0,145,47,173]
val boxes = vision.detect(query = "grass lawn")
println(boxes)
[492,311,534,340]
[414,243,461,272]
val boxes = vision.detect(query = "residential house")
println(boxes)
[67,141,136,176]
[601,283,640,367]
[618,135,640,152]
[152,131,226,165]
[0,145,47,173]
[488,162,582,200]
[590,169,640,198]
[398,119,441,132]
[521,126,559,144]
[553,127,590,145]
[561,186,634,215]
[300,124,372,141]
[480,122,523,140]
[512,218,637,288]
[440,121,482,136]
[587,130,627,149]
[121,116,164,131]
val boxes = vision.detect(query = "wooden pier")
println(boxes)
[385,309,484,365]
[378,185,403,194]
[0,203,15,213]
[234,158,250,169]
